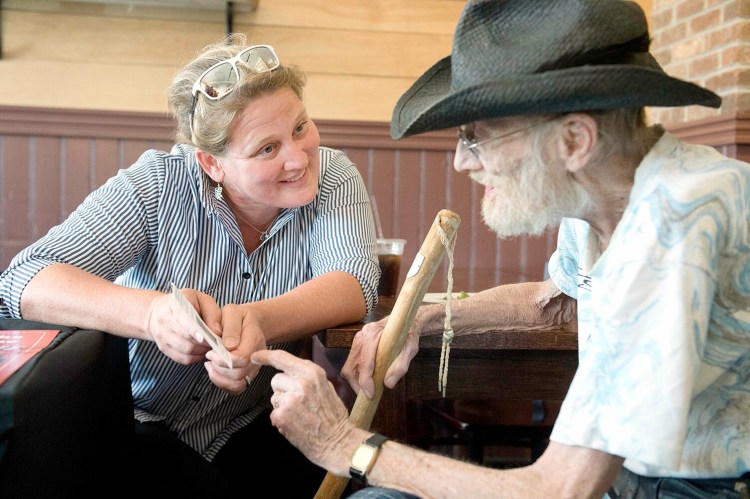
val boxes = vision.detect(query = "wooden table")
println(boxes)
[313,298,579,442]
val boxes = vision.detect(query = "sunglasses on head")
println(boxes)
[189,44,280,136]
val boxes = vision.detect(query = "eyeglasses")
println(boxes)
[457,115,560,158]
[189,45,280,136]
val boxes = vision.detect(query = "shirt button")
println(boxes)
[242,272,251,279]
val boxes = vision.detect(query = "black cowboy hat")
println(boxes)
[391,0,721,140]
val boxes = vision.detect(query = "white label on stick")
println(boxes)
[406,252,425,279]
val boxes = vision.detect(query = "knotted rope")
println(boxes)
[437,223,456,396]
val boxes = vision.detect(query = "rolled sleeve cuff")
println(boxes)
[0,257,57,318]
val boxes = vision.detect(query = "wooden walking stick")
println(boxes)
[314,208,461,499]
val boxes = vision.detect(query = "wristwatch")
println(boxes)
[349,433,389,484]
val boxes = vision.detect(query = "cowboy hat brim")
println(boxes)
[390,56,722,140]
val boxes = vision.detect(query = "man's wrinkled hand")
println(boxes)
[341,314,421,399]
[252,349,355,476]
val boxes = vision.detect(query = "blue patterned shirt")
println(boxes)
[549,132,750,478]
[0,144,380,459]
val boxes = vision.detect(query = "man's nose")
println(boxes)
[453,141,482,172]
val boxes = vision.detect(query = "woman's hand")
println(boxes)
[144,287,218,365]
[204,303,267,395]
[341,313,422,398]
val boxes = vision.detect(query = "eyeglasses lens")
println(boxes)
[198,62,237,100]
[457,127,475,149]
[239,46,279,73]
[197,47,279,101]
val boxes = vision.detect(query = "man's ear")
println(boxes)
[556,113,598,173]
[195,149,223,184]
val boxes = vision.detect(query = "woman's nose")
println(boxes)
[283,142,309,170]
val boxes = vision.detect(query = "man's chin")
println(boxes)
[483,220,552,239]
[480,200,559,239]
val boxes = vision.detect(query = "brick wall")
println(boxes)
[649,0,750,126]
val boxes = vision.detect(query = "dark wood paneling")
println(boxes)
[5,106,743,293]
[3,136,30,242]
[65,138,91,214]
[35,137,64,238]
[93,139,121,188]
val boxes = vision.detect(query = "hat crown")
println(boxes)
[452,0,651,91]
[390,0,721,140]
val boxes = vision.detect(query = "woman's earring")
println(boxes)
[214,182,223,201]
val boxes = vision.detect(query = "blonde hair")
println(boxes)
[168,33,307,156]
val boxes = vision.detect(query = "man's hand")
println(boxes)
[341,313,422,398]
[252,349,356,476]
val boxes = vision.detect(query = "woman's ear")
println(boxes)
[195,149,223,183]
[556,113,598,173]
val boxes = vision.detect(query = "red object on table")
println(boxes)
[0,329,59,384]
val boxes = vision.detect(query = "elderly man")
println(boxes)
[252,1,750,497]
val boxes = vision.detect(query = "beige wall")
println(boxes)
[0,0,463,122]
[1,0,655,124]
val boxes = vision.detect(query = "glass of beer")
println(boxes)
[376,238,406,299]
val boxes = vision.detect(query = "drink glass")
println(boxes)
[376,238,406,299]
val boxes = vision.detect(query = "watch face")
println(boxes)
[351,444,377,470]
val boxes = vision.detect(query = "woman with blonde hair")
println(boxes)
[0,34,379,496]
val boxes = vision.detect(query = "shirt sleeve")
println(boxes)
[308,147,380,313]
[548,218,584,299]
[0,150,166,318]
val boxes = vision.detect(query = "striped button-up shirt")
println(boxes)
[0,144,379,459]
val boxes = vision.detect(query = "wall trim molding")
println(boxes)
[1,104,747,153]
[665,112,750,148]
[0,106,176,141]
[0,105,457,151]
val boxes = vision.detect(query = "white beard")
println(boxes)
[470,149,594,238]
